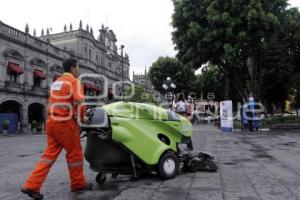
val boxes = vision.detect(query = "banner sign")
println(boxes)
[220,100,233,132]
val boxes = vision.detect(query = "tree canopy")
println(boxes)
[148,56,195,95]
[125,85,158,105]
[172,0,299,104]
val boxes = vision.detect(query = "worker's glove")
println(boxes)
[82,116,89,123]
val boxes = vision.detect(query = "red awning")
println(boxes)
[7,62,24,74]
[84,82,92,90]
[94,87,101,93]
[34,69,47,80]
[53,74,60,81]
[84,82,102,93]
[108,88,113,96]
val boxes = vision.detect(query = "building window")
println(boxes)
[9,74,18,82]
[34,77,42,87]
[84,46,88,59]
[109,62,112,71]
[7,62,24,82]
[89,49,92,60]
[96,55,99,65]
[33,69,46,87]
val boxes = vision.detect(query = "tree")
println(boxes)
[148,56,195,95]
[193,65,225,101]
[125,85,158,105]
[172,0,290,101]
[261,7,300,113]
[193,65,241,104]
[289,8,300,113]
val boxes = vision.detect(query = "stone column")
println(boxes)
[20,106,29,132]
[23,56,30,89]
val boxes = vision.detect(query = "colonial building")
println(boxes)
[0,20,130,132]
[132,68,153,92]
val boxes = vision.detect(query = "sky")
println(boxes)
[0,0,299,77]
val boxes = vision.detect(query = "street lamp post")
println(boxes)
[162,77,176,110]
[120,45,125,101]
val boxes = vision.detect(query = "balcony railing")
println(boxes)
[31,85,49,93]
[2,81,49,95]
[4,81,22,89]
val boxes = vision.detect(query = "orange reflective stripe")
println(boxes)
[40,158,55,165]
[67,161,83,168]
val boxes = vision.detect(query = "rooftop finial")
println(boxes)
[33,28,36,36]
[64,24,67,32]
[70,23,73,31]
[46,28,50,35]
[41,29,44,36]
[86,24,89,32]
[79,20,83,29]
[25,23,29,34]
[90,27,93,35]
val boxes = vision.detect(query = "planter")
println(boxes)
[31,120,38,132]
[2,119,10,133]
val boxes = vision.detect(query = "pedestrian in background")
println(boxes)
[241,104,248,131]
[175,94,187,117]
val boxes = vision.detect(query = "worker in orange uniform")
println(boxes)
[21,58,92,200]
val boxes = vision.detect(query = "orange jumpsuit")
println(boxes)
[23,73,87,192]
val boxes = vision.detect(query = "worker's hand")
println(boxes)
[82,116,89,123]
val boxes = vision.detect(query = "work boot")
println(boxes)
[21,187,44,200]
[71,183,93,192]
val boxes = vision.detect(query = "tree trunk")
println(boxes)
[247,54,261,101]
[224,76,230,100]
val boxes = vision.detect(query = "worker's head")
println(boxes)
[178,93,185,101]
[63,58,79,78]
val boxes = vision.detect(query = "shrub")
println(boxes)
[2,119,10,130]
[31,120,38,130]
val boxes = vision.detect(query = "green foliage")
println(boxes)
[260,8,300,112]
[148,56,195,94]
[172,0,299,103]
[125,85,158,105]
[2,119,10,130]
[193,65,225,101]
[194,65,241,104]
[234,115,300,129]
[31,120,38,129]
[260,115,300,127]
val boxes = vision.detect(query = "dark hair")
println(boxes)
[178,93,185,101]
[62,58,77,72]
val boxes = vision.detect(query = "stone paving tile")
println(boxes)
[113,188,154,200]
[2,125,300,200]
[160,173,194,190]
[223,192,260,200]
[254,184,298,200]
[188,190,223,200]
[192,172,222,191]
[129,176,162,189]
[148,188,188,200]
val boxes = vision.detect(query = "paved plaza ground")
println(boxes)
[1,125,300,200]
